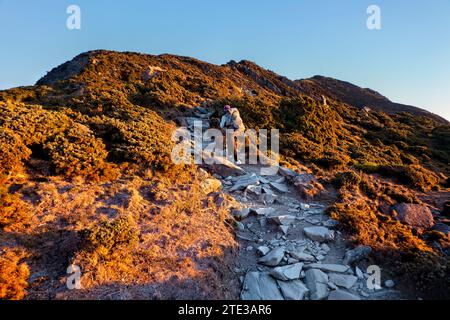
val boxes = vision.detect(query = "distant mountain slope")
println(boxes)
[294,76,448,124]
[36,51,447,124]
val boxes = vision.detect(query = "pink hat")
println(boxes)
[224,105,232,111]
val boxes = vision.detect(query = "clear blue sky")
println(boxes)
[1,0,449,120]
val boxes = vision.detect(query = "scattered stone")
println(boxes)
[258,247,285,266]
[316,255,325,261]
[329,273,358,289]
[261,185,274,194]
[275,177,286,184]
[304,264,350,273]
[258,176,271,184]
[385,280,395,288]
[254,208,276,217]
[258,217,267,228]
[231,174,260,192]
[277,280,309,300]
[261,193,278,205]
[279,225,289,235]
[287,258,299,264]
[233,208,251,219]
[246,246,254,251]
[269,215,297,226]
[355,267,364,280]
[289,250,315,262]
[328,289,361,300]
[328,281,338,290]
[270,263,304,281]
[321,244,331,252]
[241,272,284,300]
[257,246,271,256]
[393,203,435,229]
[246,185,262,195]
[303,226,335,243]
[305,269,330,300]
[270,182,289,193]
[343,246,372,265]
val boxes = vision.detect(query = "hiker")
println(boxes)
[220,105,246,163]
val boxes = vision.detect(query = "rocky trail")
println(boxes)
[182,107,403,301]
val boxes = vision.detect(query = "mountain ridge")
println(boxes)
[35,50,448,124]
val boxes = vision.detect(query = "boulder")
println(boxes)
[270,263,303,281]
[277,280,309,300]
[303,226,335,242]
[305,269,329,300]
[258,247,285,266]
[393,203,435,229]
[241,272,284,300]
[343,246,372,265]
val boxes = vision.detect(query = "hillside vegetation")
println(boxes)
[0,50,449,299]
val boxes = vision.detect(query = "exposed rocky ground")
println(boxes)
[183,110,403,301]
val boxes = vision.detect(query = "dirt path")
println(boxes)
[183,108,403,300]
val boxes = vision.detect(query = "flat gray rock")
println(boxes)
[246,185,262,195]
[270,182,289,193]
[258,247,285,266]
[305,269,330,300]
[329,273,358,289]
[261,193,278,204]
[304,264,350,273]
[328,289,361,300]
[303,226,335,242]
[270,263,303,281]
[241,272,284,300]
[277,280,309,300]
[257,246,271,256]
[269,215,297,226]
[254,208,276,217]
[231,174,260,191]
[289,250,316,262]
